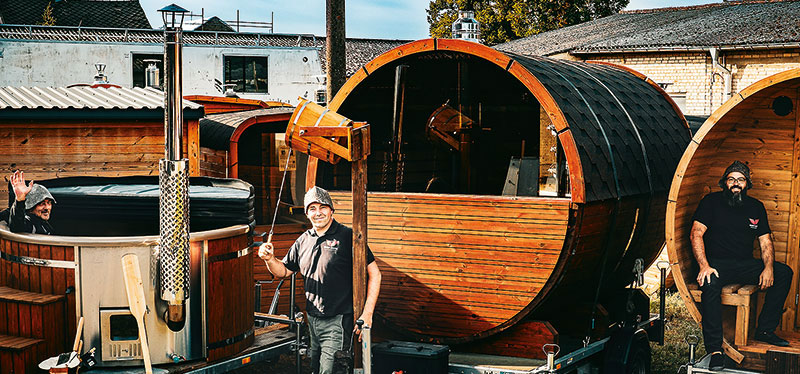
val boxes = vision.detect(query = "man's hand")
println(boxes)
[355,312,373,342]
[697,265,719,287]
[759,266,774,290]
[10,171,33,202]
[258,242,275,262]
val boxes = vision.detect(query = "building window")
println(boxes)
[132,54,163,89]
[224,56,268,93]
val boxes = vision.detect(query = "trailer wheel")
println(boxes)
[625,339,651,374]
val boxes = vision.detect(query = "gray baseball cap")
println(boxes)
[304,186,333,213]
[25,184,56,211]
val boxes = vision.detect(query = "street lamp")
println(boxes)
[157,3,190,332]
[159,3,188,30]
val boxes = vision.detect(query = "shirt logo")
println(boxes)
[321,239,340,251]
[749,218,759,229]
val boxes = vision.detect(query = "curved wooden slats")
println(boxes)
[330,192,570,343]
[667,69,800,346]
[305,39,688,344]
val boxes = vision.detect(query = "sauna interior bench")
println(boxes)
[687,283,758,346]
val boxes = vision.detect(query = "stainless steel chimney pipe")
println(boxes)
[159,10,190,332]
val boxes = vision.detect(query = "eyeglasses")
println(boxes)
[726,177,747,184]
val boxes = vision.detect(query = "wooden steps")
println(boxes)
[0,286,67,373]
[0,334,45,374]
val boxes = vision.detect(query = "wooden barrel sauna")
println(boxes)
[667,69,800,355]
[0,176,256,369]
[306,39,692,344]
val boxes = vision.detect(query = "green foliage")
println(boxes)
[650,291,706,374]
[40,2,56,26]
[427,0,630,46]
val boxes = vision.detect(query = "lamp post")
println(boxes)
[157,3,190,332]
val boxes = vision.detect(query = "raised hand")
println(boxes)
[10,171,33,202]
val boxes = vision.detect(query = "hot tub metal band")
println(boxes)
[0,250,77,269]
[158,159,190,305]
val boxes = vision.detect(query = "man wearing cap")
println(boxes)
[691,161,793,370]
[1,171,55,235]
[258,186,380,374]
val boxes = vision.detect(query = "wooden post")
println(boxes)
[326,0,346,102]
[351,128,367,367]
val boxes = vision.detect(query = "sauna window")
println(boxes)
[224,55,268,93]
[131,53,163,89]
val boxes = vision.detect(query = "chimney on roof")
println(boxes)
[452,10,481,43]
[93,63,109,84]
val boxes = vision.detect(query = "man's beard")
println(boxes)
[724,186,746,207]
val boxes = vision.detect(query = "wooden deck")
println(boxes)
[735,330,800,372]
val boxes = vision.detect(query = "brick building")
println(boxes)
[496,0,800,117]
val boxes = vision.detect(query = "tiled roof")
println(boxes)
[495,0,800,56]
[0,0,150,29]
[0,24,409,77]
[0,85,200,110]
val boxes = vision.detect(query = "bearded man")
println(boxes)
[691,161,793,371]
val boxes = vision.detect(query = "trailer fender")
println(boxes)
[603,327,651,374]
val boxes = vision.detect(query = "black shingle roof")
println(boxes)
[0,0,151,29]
[194,16,234,32]
[495,0,800,56]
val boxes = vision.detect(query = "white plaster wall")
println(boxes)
[0,40,323,105]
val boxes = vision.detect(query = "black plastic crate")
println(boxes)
[372,341,449,374]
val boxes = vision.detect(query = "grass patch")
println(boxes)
[650,291,706,374]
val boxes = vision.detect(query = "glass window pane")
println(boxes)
[244,57,268,93]
[225,56,244,92]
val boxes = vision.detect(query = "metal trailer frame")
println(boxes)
[449,262,669,374]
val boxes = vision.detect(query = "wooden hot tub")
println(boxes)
[0,176,255,371]
[305,39,692,348]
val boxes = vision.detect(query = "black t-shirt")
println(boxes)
[283,219,376,317]
[692,191,771,261]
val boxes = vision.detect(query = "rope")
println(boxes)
[268,147,293,243]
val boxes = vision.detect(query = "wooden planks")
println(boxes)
[329,191,571,342]
[668,73,800,357]
[205,233,254,362]
[0,119,197,207]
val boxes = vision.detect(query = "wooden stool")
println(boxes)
[688,283,758,346]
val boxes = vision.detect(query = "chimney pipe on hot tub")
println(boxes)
[158,4,190,332]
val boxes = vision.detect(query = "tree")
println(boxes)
[427,0,629,46]
[40,2,56,26]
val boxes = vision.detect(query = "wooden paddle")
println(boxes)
[121,254,153,374]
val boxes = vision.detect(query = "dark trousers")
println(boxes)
[700,258,793,353]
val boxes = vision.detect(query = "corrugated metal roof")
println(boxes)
[0,86,202,110]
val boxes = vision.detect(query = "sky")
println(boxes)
[139,0,720,40]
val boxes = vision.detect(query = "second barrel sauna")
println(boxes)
[668,69,800,369]
[303,39,691,351]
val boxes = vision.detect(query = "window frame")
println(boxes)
[223,54,269,94]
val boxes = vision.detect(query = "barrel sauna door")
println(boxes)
[668,69,800,333]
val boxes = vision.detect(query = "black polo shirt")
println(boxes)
[283,219,375,317]
[692,191,771,261]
